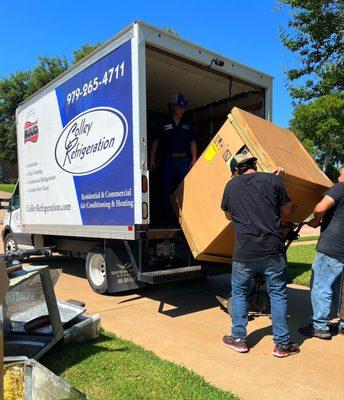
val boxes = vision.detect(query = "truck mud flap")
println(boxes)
[106,243,146,294]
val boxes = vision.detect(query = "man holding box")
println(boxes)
[299,166,344,339]
[221,154,300,358]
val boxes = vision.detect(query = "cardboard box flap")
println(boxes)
[230,108,333,188]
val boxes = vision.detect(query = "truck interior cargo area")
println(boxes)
[145,46,265,226]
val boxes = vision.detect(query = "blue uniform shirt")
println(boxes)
[154,117,197,156]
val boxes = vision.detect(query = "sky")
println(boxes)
[0,0,297,127]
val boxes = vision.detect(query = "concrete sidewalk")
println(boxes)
[41,256,343,400]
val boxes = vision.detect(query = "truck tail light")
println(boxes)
[142,175,148,193]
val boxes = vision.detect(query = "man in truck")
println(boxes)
[220,154,300,358]
[149,93,197,225]
[299,166,344,339]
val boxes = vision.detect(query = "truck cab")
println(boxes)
[2,182,33,253]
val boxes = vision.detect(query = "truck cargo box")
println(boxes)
[172,107,332,263]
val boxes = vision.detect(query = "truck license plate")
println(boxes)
[157,242,175,257]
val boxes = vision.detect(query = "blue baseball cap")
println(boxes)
[170,93,187,107]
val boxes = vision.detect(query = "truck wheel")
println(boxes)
[4,233,18,254]
[86,247,109,294]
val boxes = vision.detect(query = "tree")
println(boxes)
[0,43,100,163]
[279,0,343,102]
[163,27,179,37]
[73,43,102,64]
[0,56,68,162]
[289,93,344,179]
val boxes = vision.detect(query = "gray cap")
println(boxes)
[230,154,257,174]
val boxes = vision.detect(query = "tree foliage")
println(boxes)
[279,0,344,101]
[0,56,68,162]
[73,43,102,64]
[0,44,100,163]
[290,93,344,179]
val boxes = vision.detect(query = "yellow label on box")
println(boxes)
[204,143,218,162]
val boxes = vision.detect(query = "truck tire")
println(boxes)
[86,247,109,294]
[4,233,18,254]
[86,245,143,294]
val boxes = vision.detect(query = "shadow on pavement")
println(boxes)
[246,286,313,348]
[26,255,323,342]
[26,255,231,317]
[28,255,86,279]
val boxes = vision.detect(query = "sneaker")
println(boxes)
[299,324,331,340]
[222,335,249,353]
[273,342,300,358]
[339,325,344,335]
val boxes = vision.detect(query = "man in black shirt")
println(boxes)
[221,154,299,358]
[149,93,197,225]
[299,166,344,339]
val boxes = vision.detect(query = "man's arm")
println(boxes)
[189,140,197,168]
[274,175,292,217]
[307,195,336,228]
[221,182,232,220]
[149,140,159,170]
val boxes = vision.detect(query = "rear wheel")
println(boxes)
[4,233,18,254]
[86,247,109,294]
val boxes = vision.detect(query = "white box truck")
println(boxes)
[2,21,273,294]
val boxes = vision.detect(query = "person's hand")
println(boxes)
[274,166,285,176]
[307,218,321,228]
[189,158,197,169]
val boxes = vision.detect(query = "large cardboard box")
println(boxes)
[172,107,333,263]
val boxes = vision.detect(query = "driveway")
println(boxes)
[27,255,344,400]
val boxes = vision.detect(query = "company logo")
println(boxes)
[24,120,39,143]
[54,107,128,175]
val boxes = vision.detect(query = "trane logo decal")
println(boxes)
[54,107,128,175]
[24,120,39,143]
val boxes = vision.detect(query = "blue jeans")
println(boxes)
[231,254,290,344]
[311,252,344,330]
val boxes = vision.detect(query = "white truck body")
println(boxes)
[16,21,272,240]
[3,22,273,293]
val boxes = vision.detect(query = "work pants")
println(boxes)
[161,156,189,225]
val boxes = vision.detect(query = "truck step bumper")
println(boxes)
[138,265,203,284]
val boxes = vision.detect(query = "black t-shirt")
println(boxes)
[154,117,196,156]
[317,182,344,256]
[221,172,291,262]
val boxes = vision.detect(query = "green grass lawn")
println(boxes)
[296,235,319,242]
[0,183,15,193]
[287,244,315,286]
[42,332,240,400]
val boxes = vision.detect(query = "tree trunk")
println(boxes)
[322,145,331,172]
